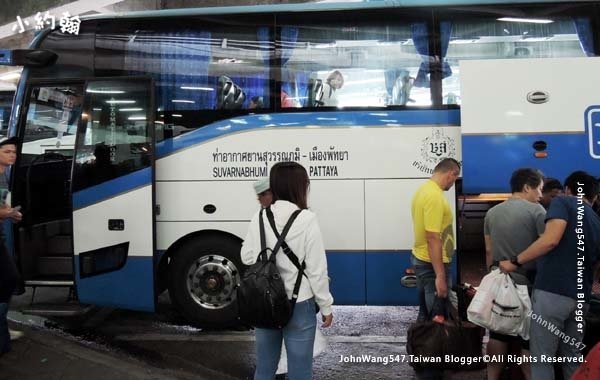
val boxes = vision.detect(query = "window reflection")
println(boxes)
[73,81,151,191]
[21,86,83,161]
[278,23,429,108]
[444,18,592,104]
[96,23,272,138]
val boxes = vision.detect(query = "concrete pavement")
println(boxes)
[0,322,212,380]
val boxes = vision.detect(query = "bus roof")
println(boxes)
[79,0,596,22]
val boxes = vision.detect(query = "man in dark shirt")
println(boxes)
[0,136,23,356]
[540,177,563,210]
[500,171,600,380]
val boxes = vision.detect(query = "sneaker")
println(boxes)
[9,329,23,341]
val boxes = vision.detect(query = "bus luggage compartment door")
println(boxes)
[460,58,600,194]
[72,78,156,312]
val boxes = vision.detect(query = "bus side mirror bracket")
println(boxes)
[0,49,58,67]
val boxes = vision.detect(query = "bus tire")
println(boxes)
[168,235,243,327]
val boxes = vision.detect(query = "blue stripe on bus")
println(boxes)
[365,251,458,305]
[366,251,418,305]
[156,109,461,158]
[326,252,366,305]
[327,250,458,305]
[75,256,155,312]
[72,167,152,210]
[462,133,600,194]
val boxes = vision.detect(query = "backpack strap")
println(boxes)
[258,208,268,261]
[265,208,304,270]
[265,207,304,304]
[269,208,302,259]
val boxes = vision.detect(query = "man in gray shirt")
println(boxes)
[483,168,546,380]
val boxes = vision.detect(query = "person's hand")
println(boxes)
[0,205,15,219]
[435,277,448,298]
[499,260,517,273]
[9,210,22,223]
[321,313,333,328]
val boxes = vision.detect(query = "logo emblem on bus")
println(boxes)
[421,129,456,163]
[413,129,458,175]
[527,91,549,104]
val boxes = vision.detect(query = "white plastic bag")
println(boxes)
[467,269,532,339]
[515,283,532,340]
[490,274,526,337]
[467,269,504,327]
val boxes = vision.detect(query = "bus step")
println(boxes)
[20,303,93,317]
[25,278,73,287]
[46,235,73,256]
[37,256,73,276]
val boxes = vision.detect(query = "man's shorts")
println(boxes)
[489,331,530,350]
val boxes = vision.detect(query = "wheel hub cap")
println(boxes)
[186,254,240,310]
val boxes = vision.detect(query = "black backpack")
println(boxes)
[237,207,305,329]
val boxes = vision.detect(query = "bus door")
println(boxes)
[72,78,156,312]
[13,82,83,289]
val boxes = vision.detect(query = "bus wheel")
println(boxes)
[168,236,243,327]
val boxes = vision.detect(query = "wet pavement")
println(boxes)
[0,322,202,380]
[5,287,489,379]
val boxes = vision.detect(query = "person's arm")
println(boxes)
[425,230,447,297]
[303,214,334,326]
[240,211,260,265]
[499,218,566,272]
[423,195,447,297]
[484,235,493,270]
[483,215,493,270]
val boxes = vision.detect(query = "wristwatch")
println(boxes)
[510,256,522,267]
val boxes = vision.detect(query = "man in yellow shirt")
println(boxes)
[411,158,460,322]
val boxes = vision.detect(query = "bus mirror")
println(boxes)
[0,49,57,67]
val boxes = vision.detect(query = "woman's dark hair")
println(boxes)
[510,168,544,193]
[269,162,309,209]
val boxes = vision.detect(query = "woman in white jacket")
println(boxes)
[241,162,334,380]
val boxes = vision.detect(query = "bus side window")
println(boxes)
[390,69,415,106]
[72,80,152,192]
[277,19,429,108]
[443,16,594,105]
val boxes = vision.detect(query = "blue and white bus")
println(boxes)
[1,0,599,326]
